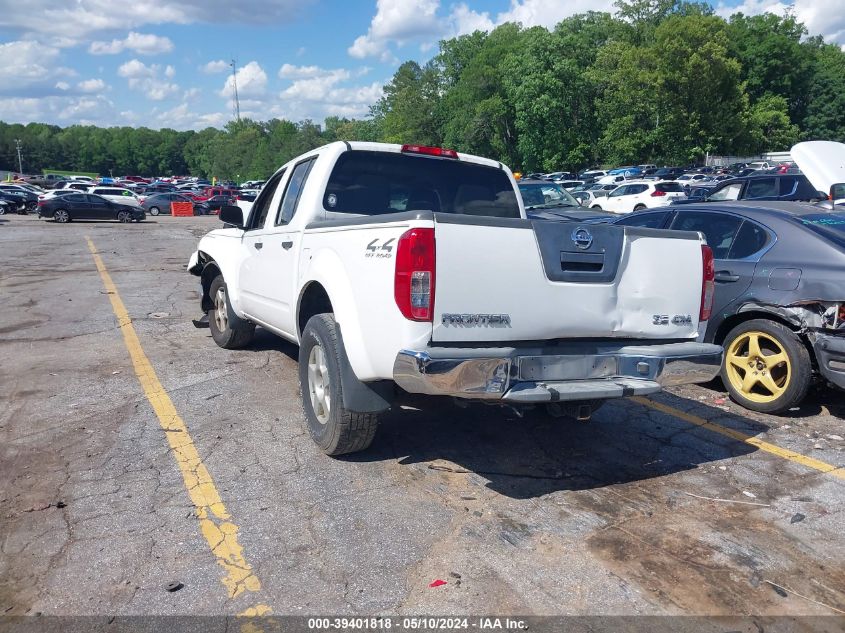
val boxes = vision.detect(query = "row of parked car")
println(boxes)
[517,142,845,415]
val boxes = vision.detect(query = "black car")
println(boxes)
[0,187,38,212]
[38,193,145,223]
[653,167,684,180]
[671,173,824,205]
[204,195,236,213]
[614,202,845,413]
[0,192,27,214]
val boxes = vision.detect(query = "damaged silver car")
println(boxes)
[616,202,845,413]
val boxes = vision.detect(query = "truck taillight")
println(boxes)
[401,144,458,159]
[700,245,715,322]
[395,228,436,321]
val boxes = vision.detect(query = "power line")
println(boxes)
[14,139,23,174]
[230,59,241,122]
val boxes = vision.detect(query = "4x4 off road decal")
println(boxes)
[365,238,395,259]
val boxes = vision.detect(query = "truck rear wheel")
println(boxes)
[208,275,255,349]
[299,314,379,456]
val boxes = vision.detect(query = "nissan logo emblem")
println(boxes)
[571,227,593,250]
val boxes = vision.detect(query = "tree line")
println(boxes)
[2,0,844,178]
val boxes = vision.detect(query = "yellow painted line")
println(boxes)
[632,396,845,480]
[85,237,270,606]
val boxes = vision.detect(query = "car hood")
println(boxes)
[791,140,845,197]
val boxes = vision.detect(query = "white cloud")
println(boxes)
[220,61,267,98]
[118,59,180,100]
[77,78,107,93]
[88,31,174,55]
[279,63,351,79]
[154,102,228,130]
[0,94,116,126]
[348,0,442,60]
[56,81,70,91]
[201,59,229,74]
[0,40,60,82]
[347,0,618,60]
[0,0,310,41]
[716,0,845,45]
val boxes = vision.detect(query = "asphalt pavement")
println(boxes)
[1,214,844,625]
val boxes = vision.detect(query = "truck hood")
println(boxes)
[791,140,845,197]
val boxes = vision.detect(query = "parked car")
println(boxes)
[188,141,721,455]
[608,166,643,177]
[204,195,237,213]
[684,174,823,204]
[590,181,687,214]
[653,167,684,180]
[554,180,584,190]
[142,193,209,216]
[0,184,39,212]
[517,179,583,211]
[38,193,145,223]
[87,186,143,207]
[677,173,713,186]
[0,193,26,214]
[614,201,845,412]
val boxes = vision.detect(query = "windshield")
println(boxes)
[517,182,579,210]
[794,213,845,250]
[324,150,520,218]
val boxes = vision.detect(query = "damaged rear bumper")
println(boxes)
[393,341,723,404]
[812,333,845,390]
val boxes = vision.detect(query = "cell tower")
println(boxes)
[230,58,241,121]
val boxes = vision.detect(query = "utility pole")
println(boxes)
[14,139,23,175]
[230,59,241,122]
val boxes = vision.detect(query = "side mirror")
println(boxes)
[830,183,845,202]
[219,205,244,228]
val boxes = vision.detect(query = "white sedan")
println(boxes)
[88,186,143,207]
[590,180,687,214]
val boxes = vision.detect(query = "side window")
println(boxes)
[727,220,770,259]
[609,186,626,197]
[615,211,669,228]
[708,183,742,201]
[630,184,648,195]
[670,211,743,259]
[86,194,104,204]
[66,194,85,203]
[745,178,777,198]
[246,170,285,230]
[275,157,316,226]
[778,177,798,197]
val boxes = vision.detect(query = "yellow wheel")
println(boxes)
[720,319,811,414]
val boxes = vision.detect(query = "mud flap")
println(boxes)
[335,325,393,414]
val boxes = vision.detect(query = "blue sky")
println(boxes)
[0,0,841,130]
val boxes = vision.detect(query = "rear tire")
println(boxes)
[299,313,379,456]
[208,275,255,349]
[633,204,646,211]
[54,209,70,223]
[720,319,811,414]
[591,205,602,211]
[149,206,160,216]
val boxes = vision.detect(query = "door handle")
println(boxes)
[254,242,263,250]
[715,270,740,283]
[282,241,293,250]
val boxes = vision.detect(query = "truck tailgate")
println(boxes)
[432,216,704,343]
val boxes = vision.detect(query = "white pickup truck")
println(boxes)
[188,142,722,455]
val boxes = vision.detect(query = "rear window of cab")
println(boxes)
[323,150,520,218]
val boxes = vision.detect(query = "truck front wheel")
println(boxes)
[208,275,255,349]
[299,314,379,456]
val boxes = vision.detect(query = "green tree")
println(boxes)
[803,44,845,142]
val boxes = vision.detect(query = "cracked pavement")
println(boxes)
[1,214,844,619]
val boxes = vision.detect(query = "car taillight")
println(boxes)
[37,200,45,206]
[651,189,667,196]
[700,244,715,321]
[395,228,435,321]
[401,144,458,159]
